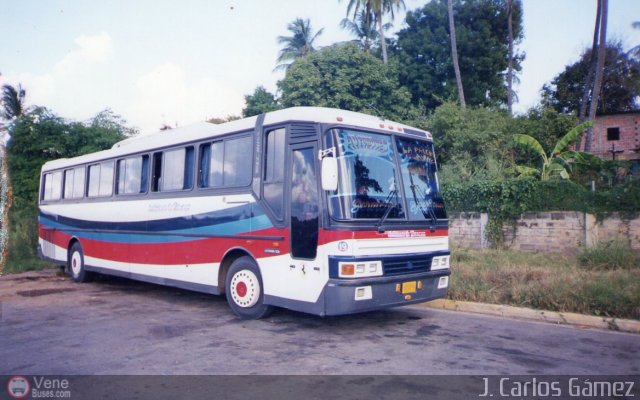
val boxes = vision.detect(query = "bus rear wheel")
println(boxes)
[68,242,93,283]
[225,256,273,319]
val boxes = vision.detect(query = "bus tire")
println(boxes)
[68,242,93,283]
[225,256,273,319]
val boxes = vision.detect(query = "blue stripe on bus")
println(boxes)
[38,204,274,244]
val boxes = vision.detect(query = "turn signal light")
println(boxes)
[341,264,355,276]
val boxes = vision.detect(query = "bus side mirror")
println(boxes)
[321,157,338,191]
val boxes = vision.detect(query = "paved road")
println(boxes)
[0,269,638,375]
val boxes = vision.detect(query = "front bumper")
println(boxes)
[323,270,450,316]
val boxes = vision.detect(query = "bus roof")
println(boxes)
[41,107,431,172]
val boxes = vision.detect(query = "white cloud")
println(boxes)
[54,32,114,73]
[2,32,116,121]
[130,63,245,133]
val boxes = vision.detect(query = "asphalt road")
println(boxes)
[0,269,638,376]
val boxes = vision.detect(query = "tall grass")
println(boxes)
[5,206,52,274]
[577,239,639,270]
[449,249,640,320]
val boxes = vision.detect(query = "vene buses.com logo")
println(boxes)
[7,376,30,399]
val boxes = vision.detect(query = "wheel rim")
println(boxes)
[229,269,260,308]
[71,251,82,276]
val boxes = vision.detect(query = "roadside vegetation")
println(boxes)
[449,246,640,320]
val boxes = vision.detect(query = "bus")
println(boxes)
[38,107,450,319]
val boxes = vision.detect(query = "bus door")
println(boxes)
[288,143,320,268]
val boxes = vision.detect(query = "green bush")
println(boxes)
[578,240,639,270]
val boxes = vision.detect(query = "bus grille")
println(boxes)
[383,256,431,276]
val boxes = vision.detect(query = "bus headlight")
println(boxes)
[431,255,450,271]
[339,261,383,278]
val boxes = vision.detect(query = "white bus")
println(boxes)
[38,107,450,319]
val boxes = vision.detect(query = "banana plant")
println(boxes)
[513,121,596,181]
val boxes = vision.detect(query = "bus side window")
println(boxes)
[117,155,149,195]
[161,146,194,191]
[63,167,86,199]
[42,171,63,202]
[88,162,114,198]
[151,152,162,192]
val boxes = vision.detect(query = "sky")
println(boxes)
[1,0,639,134]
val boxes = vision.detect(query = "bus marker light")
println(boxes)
[379,123,385,128]
[405,295,412,301]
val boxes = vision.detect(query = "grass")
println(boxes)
[578,239,640,270]
[449,247,640,320]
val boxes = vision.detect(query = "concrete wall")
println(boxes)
[449,211,640,254]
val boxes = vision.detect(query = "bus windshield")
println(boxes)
[327,128,446,221]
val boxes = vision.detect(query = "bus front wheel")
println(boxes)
[68,242,93,283]
[225,256,273,319]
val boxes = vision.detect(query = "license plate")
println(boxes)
[401,281,417,294]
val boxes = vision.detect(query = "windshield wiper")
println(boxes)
[376,189,398,233]
[408,173,438,232]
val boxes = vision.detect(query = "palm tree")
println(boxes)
[586,0,608,152]
[1,84,25,121]
[513,121,594,181]
[628,21,640,60]
[340,9,390,52]
[275,18,324,71]
[447,0,465,108]
[579,0,603,123]
[344,0,405,64]
[506,0,514,114]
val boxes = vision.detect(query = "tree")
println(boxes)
[277,43,413,120]
[393,0,524,112]
[344,0,405,64]
[1,84,26,121]
[423,102,514,183]
[513,121,594,181]
[510,106,578,155]
[275,18,324,71]
[630,21,640,59]
[0,83,25,273]
[578,0,603,122]
[340,9,390,52]
[541,43,640,115]
[447,0,465,108]
[506,0,514,114]
[7,108,131,208]
[586,0,608,152]
[242,86,281,117]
